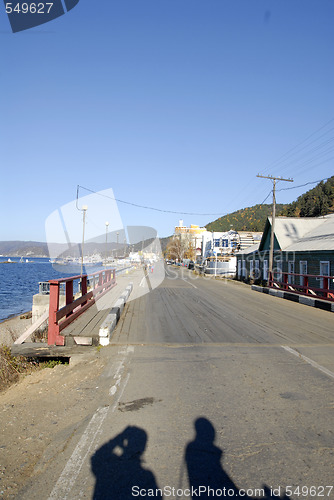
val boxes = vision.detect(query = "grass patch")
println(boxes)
[0,345,69,392]
[0,344,40,391]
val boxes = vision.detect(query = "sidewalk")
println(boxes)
[11,267,146,358]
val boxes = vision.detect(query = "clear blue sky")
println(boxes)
[1,0,334,242]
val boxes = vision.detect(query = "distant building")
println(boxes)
[174,221,207,260]
[173,220,262,275]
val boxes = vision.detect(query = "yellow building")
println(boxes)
[173,221,206,260]
[174,220,206,236]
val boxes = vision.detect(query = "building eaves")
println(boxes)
[236,243,260,256]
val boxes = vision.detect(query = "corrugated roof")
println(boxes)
[269,216,325,249]
[286,214,334,251]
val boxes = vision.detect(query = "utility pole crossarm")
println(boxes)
[256,174,293,182]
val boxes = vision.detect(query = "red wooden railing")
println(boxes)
[269,271,334,302]
[48,269,116,345]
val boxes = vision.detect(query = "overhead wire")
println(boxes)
[276,177,331,192]
[261,117,334,176]
[77,118,334,223]
[77,185,224,217]
[229,118,334,215]
[260,190,273,205]
[273,140,334,176]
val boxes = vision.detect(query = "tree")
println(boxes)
[166,234,196,262]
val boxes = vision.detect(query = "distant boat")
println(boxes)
[0,258,14,264]
[19,257,32,263]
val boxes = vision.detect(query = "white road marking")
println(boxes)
[281,345,334,380]
[48,406,109,500]
[139,276,146,287]
[48,349,132,500]
[182,277,197,289]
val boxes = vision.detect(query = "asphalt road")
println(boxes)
[19,266,334,500]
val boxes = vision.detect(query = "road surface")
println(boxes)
[15,266,334,499]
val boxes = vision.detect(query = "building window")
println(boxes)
[250,260,254,279]
[288,261,295,285]
[263,260,268,280]
[255,260,260,280]
[319,261,330,290]
[276,260,283,281]
[299,261,307,287]
[238,260,241,277]
[242,260,246,278]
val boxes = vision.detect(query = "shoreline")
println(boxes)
[0,310,32,324]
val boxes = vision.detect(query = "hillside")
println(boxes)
[0,241,48,257]
[206,176,334,232]
[206,204,285,232]
[280,176,334,217]
[0,237,170,258]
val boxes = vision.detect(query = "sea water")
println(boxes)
[0,257,101,321]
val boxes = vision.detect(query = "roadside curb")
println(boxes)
[251,284,334,313]
[99,283,133,345]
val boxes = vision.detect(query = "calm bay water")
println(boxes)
[0,257,100,322]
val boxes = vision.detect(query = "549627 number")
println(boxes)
[285,485,333,497]
[5,3,53,14]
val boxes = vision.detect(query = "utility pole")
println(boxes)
[257,175,293,281]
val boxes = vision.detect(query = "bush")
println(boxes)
[0,344,39,391]
[0,346,68,392]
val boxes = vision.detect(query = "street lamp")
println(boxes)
[105,221,109,265]
[80,205,88,276]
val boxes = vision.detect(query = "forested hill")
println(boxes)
[206,176,334,232]
[206,204,284,232]
[279,176,334,217]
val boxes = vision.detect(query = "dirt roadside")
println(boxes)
[0,348,108,499]
[0,314,33,347]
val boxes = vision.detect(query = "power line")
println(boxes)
[262,117,334,175]
[77,185,223,217]
[276,177,331,192]
[269,132,334,176]
[260,190,273,205]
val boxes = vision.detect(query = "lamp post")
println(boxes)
[105,221,109,265]
[80,205,88,276]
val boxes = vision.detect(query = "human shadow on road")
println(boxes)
[185,417,244,499]
[185,417,290,500]
[91,425,159,500]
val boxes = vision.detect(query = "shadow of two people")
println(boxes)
[91,417,290,500]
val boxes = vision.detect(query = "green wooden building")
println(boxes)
[236,214,334,290]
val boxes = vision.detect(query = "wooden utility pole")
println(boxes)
[257,175,293,280]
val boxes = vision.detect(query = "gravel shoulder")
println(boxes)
[0,348,106,499]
